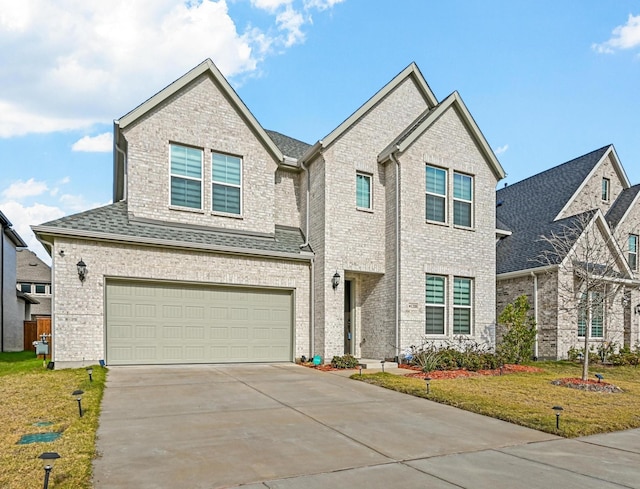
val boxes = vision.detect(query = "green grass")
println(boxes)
[352,362,640,438]
[0,352,106,489]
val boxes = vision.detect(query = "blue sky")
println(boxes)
[1,0,639,262]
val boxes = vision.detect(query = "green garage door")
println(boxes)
[105,281,293,365]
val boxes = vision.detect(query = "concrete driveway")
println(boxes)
[93,364,640,488]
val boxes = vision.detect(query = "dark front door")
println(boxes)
[344,280,353,354]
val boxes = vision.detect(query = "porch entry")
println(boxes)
[344,279,354,354]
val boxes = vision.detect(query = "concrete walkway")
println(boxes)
[93,364,640,488]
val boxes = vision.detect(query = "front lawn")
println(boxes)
[353,361,640,437]
[0,352,105,489]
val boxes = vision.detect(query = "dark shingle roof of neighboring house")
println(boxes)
[17,249,51,283]
[496,146,610,275]
[606,184,640,229]
[35,201,311,257]
[265,130,311,160]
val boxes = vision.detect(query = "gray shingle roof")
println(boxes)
[36,201,311,257]
[17,249,51,283]
[265,130,311,160]
[496,146,610,274]
[606,184,640,229]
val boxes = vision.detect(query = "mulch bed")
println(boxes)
[551,378,623,393]
[399,363,544,379]
[300,362,357,371]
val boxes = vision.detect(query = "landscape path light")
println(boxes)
[425,377,431,395]
[72,389,84,417]
[552,405,563,430]
[39,452,60,489]
[86,367,93,382]
[381,359,385,373]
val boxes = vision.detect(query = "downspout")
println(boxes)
[390,152,401,362]
[115,143,128,201]
[40,237,56,361]
[300,159,314,357]
[531,271,539,359]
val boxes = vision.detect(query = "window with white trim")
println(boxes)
[425,275,446,334]
[453,277,472,334]
[602,178,610,202]
[629,234,638,271]
[453,173,473,227]
[356,172,372,209]
[426,165,447,223]
[170,144,202,209]
[578,290,604,338]
[212,152,242,215]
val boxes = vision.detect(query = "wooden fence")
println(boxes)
[23,317,52,357]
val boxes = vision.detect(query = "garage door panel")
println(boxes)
[106,281,292,365]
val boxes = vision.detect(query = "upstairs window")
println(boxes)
[170,144,202,209]
[602,178,610,202]
[356,173,372,209]
[19,283,31,293]
[629,234,638,271]
[453,173,473,227]
[212,152,242,215]
[453,277,472,334]
[425,275,446,334]
[426,165,447,223]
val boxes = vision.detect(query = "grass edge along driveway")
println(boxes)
[0,352,106,489]
[352,361,640,438]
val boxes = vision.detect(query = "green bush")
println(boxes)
[496,295,537,364]
[330,354,359,369]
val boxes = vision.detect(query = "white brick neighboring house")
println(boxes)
[33,59,505,368]
[496,146,640,360]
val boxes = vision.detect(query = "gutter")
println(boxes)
[299,158,315,357]
[38,237,56,361]
[390,151,401,362]
[114,141,127,202]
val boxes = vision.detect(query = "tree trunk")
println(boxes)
[582,303,590,381]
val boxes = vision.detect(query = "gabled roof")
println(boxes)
[265,130,311,161]
[33,202,311,261]
[113,59,285,201]
[496,145,615,275]
[554,145,629,220]
[606,184,640,229]
[299,62,438,165]
[17,249,51,283]
[378,91,505,180]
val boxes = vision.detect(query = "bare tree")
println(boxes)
[537,210,630,380]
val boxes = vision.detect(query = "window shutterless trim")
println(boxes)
[169,143,203,210]
[426,165,447,224]
[602,177,610,202]
[453,172,473,228]
[356,171,373,210]
[212,151,243,216]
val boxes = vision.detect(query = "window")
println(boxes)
[578,290,604,338]
[20,283,31,293]
[212,152,242,215]
[425,275,446,334]
[602,178,610,201]
[453,173,473,227]
[629,234,638,271]
[356,173,372,209]
[426,166,447,222]
[170,144,202,209]
[35,284,47,294]
[453,277,472,334]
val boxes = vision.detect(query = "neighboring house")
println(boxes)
[496,145,640,359]
[33,59,504,368]
[16,249,52,318]
[1,210,29,352]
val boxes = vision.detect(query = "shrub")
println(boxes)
[330,354,359,369]
[496,295,537,364]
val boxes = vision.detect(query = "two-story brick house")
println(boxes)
[496,145,640,359]
[34,59,504,368]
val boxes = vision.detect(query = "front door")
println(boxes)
[344,280,353,354]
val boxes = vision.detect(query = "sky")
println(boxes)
[1,0,639,263]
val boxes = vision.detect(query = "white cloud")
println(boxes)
[0,200,66,264]
[593,13,640,54]
[252,0,293,12]
[58,194,107,213]
[2,178,49,200]
[277,7,307,47]
[494,144,509,155]
[72,133,113,152]
[303,0,345,11]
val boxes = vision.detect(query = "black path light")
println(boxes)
[86,367,93,382]
[358,364,363,377]
[595,373,604,383]
[425,377,432,395]
[39,452,60,489]
[552,405,564,430]
[381,360,385,373]
[72,390,84,417]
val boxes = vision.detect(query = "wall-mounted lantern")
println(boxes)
[331,271,341,290]
[77,259,87,282]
